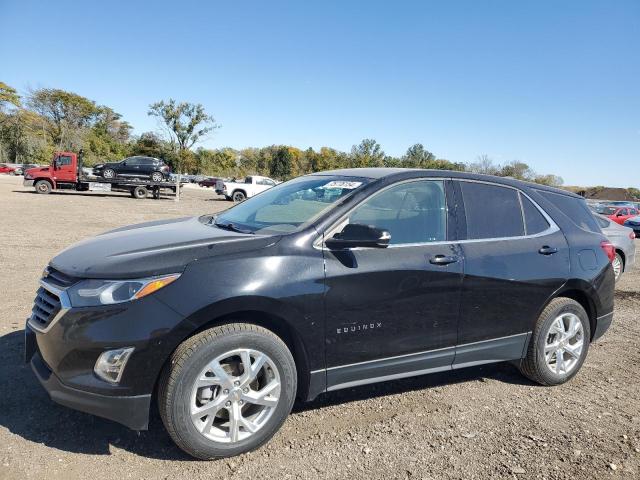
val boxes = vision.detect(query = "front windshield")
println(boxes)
[214,175,370,234]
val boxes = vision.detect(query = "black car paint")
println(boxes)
[26,168,615,430]
[93,156,168,180]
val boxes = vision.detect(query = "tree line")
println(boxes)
[0,81,563,186]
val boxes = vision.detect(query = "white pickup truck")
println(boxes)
[221,175,277,202]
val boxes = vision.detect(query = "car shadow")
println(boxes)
[0,329,535,461]
[12,190,175,200]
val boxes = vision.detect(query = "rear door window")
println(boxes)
[520,193,550,235]
[536,190,600,233]
[459,182,524,239]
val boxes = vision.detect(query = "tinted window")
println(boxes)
[124,157,140,165]
[460,182,524,239]
[348,180,447,244]
[138,157,155,165]
[537,190,600,233]
[630,209,638,215]
[57,156,72,166]
[520,193,550,235]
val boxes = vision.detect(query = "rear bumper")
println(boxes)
[593,311,613,341]
[30,351,151,430]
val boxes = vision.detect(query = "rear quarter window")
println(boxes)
[537,190,600,233]
[520,193,550,235]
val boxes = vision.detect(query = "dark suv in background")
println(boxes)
[93,156,170,182]
[25,168,614,459]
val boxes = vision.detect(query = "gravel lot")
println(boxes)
[0,174,639,479]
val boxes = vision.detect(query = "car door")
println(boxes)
[453,180,570,368]
[53,154,76,182]
[323,179,463,390]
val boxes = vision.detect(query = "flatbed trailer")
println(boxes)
[23,151,184,199]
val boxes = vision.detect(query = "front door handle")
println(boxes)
[538,246,558,255]
[429,254,459,266]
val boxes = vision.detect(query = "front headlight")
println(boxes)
[24,173,33,180]
[67,273,180,307]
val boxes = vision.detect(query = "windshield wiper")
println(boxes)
[213,220,254,234]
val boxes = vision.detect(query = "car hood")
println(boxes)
[50,215,279,279]
[26,166,50,174]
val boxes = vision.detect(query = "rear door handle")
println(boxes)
[429,254,459,266]
[538,246,558,255]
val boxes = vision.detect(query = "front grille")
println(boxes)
[29,267,76,331]
[30,286,62,329]
[43,266,78,289]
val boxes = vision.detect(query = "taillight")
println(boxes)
[600,240,615,263]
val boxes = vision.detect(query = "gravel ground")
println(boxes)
[0,174,638,480]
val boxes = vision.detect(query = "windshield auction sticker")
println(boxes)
[321,181,363,189]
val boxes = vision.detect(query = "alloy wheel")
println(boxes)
[543,313,585,375]
[612,254,623,281]
[190,348,281,444]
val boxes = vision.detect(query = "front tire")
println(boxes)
[34,180,52,194]
[151,171,164,183]
[232,191,246,202]
[519,298,590,386]
[159,324,297,460]
[102,168,116,179]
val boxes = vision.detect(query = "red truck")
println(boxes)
[23,151,181,199]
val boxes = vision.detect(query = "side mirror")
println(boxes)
[325,223,391,250]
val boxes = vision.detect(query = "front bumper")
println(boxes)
[29,347,151,430]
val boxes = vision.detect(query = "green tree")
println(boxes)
[27,88,99,149]
[350,139,385,168]
[402,143,436,168]
[270,146,293,179]
[148,99,218,172]
[0,82,21,112]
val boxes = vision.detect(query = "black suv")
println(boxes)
[92,156,170,182]
[25,169,614,459]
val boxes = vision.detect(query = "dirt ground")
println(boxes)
[0,175,638,480]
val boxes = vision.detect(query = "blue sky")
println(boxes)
[1,0,638,186]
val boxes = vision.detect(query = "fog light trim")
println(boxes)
[94,347,134,384]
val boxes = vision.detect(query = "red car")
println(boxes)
[599,205,640,225]
[0,163,18,174]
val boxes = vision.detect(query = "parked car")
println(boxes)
[0,163,19,174]
[222,175,277,201]
[623,215,640,238]
[596,205,639,225]
[26,169,614,459]
[198,177,222,188]
[93,156,170,182]
[594,214,636,281]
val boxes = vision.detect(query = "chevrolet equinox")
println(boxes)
[25,168,615,459]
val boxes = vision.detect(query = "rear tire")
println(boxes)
[34,180,52,194]
[132,186,148,199]
[612,252,624,282]
[158,323,297,460]
[519,297,590,386]
[232,191,246,202]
